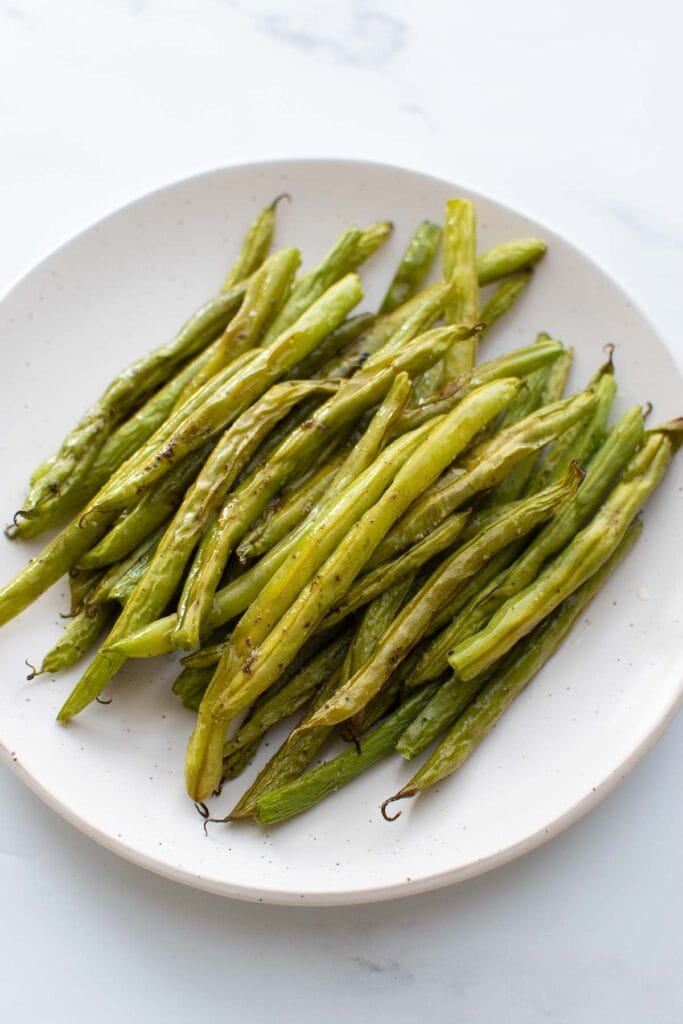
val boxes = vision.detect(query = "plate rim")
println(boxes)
[0,156,681,906]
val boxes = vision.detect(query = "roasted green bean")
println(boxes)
[56,379,334,722]
[386,520,642,812]
[370,388,594,568]
[448,430,675,681]
[15,280,250,534]
[255,683,439,825]
[222,195,288,291]
[301,464,583,730]
[476,238,547,286]
[379,221,442,315]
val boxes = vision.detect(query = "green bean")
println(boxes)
[379,221,442,314]
[449,430,675,681]
[11,346,228,539]
[13,356,257,598]
[0,504,117,628]
[351,221,394,267]
[222,195,288,291]
[94,345,239,468]
[478,271,532,338]
[394,336,564,434]
[55,380,332,722]
[254,684,440,825]
[238,395,336,482]
[229,668,346,819]
[416,268,531,400]
[39,603,116,675]
[343,574,416,736]
[388,521,643,811]
[302,464,583,731]
[173,371,414,649]
[476,238,548,286]
[180,642,228,670]
[207,379,520,728]
[173,327,475,648]
[237,451,347,561]
[371,387,594,569]
[443,198,478,379]
[111,355,446,658]
[187,379,519,800]
[363,280,457,368]
[78,446,211,569]
[493,408,647,621]
[16,281,250,534]
[530,352,615,493]
[28,456,54,488]
[91,348,260,487]
[67,567,102,616]
[179,249,300,404]
[112,327,530,661]
[116,374,577,663]
[173,664,214,702]
[194,412,437,706]
[322,510,470,630]
[107,542,159,606]
[222,630,352,767]
[221,740,261,779]
[395,674,488,762]
[234,366,412,569]
[396,541,526,686]
[261,224,390,346]
[84,525,165,609]
[540,346,573,402]
[398,420,643,724]
[479,343,572,509]
[321,290,436,378]
[92,275,362,513]
[432,542,525,634]
[293,313,376,379]
[444,199,478,325]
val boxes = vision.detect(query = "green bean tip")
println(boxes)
[380,788,416,821]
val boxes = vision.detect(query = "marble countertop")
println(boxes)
[1,2,681,1021]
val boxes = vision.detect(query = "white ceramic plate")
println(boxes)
[0,159,681,905]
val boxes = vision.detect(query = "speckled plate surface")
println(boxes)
[0,159,681,905]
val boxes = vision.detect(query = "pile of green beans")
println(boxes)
[2,193,680,831]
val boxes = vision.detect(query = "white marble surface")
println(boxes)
[0,1,681,1020]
